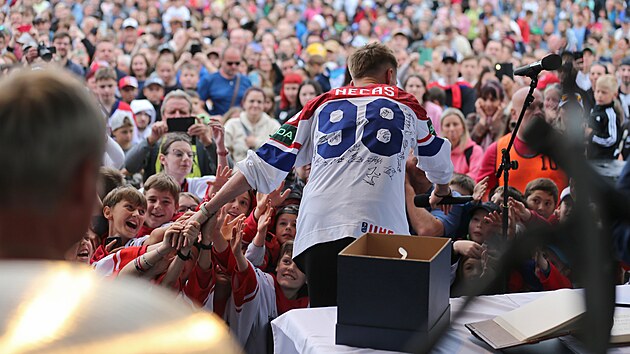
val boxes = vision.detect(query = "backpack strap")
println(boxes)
[464,146,474,166]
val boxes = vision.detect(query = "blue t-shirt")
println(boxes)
[430,190,465,237]
[197,72,251,115]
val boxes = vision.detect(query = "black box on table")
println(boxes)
[336,233,452,352]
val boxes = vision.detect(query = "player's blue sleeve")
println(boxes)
[237,111,314,194]
[415,118,454,185]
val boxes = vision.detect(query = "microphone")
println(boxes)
[514,54,562,77]
[413,194,474,208]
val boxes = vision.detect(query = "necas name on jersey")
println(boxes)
[333,86,396,98]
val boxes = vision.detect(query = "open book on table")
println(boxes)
[465,289,585,350]
[466,288,630,349]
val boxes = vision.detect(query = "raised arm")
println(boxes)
[161,221,201,289]
[191,171,252,226]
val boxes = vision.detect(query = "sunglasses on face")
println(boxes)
[226,61,241,66]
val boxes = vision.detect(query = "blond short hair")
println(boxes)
[596,74,618,93]
[347,42,398,80]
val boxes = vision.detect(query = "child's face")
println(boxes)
[449,183,470,197]
[275,213,297,245]
[490,190,502,205]
[594,85,615,106]
[461,257,482,280]
[275,254,306,292]
[85,75,97,92]
[144,84,164,105]
[120,86,138,103]
[75,232,96,263]
[136,111,151,129]
[145,189,177,228]
[178,194,199,213]
[468,209,491,244]
[526,190,556,219]
[157,62,175,84]
[104,200,146,239]
[180,69,199,90]
[191,96,205,113]
[264,96,274,113]
[131,56,148,77]
[224,191,251,218]
[96,78,117,104]
[558,198,573,223]
[112,126,134,149]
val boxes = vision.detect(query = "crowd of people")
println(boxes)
[2,0,630,351]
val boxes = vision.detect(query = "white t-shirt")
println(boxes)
[237,84,453,257]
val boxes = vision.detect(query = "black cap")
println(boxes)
[276,204,299,218]
[442,49,460,63]
[469,202,501,216]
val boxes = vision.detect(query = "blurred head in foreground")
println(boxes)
[0,69,105,259]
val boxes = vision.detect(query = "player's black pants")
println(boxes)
[294,237,355,308]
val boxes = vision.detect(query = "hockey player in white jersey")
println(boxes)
[190,42,454,307]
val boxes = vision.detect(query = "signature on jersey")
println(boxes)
[363,167,381,186]
[383,166,396,179]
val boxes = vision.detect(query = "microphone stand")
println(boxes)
[496,76,538,240]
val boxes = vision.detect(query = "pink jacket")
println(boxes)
[424,101,443,136]
[450,138,483,180]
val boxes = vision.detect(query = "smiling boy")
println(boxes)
[90,186,147,263]
[140,173,181,236]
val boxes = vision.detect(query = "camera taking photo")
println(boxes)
[37,42,56,62]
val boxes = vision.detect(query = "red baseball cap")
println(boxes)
[536,72,560,90]
[118,76,139,89]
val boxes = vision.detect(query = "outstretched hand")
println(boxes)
[229,216,249,273]
[221,213,246,241]
[508,197,532,224]
[453,240,483,259]
[181,220,201,249]
[258,202,273,233]
[208,165,232,194]
[163,222,185,250]
[268,181,291,208]
[473,177,489,202]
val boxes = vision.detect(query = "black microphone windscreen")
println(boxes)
[414,194,430,208]
[541,54,562,71]
[413,195,475,207]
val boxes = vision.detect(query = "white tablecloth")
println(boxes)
[271,289,630,354]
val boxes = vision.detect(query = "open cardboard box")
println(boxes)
[336,233,451,352]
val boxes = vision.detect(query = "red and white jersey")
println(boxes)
[93,245,148,277]
[227,261,308,352]
[237,84,453,257]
